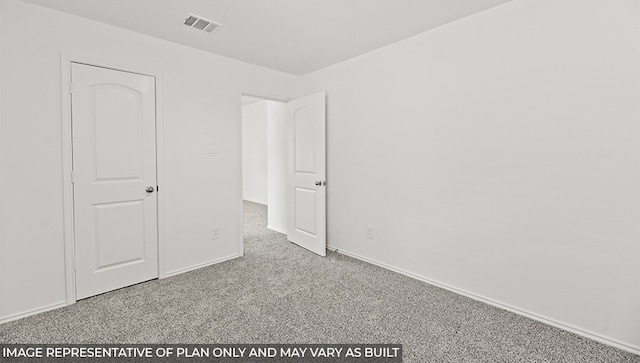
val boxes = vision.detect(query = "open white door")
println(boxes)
[287,91,326,256]
[71,63,158,299]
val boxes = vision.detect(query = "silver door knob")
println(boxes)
[315,181,322,186]
[146,186,155,193]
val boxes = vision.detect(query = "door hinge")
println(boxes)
[71,171,76,183]
[69,82,73,94]
[73,259,77,271]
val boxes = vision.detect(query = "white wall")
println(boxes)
[296,0,640,351]
[242,101,268,205]
[0,0,295,322]
[266,101,288,233]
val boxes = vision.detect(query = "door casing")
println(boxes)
[60,52,166,305]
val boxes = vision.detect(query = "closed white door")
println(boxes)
[71,63,158,299]
[287,92,326,256]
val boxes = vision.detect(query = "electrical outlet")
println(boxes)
[366,225,374,239]
[211,226,220,240]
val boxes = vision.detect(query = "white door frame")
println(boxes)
[236,90,289,257]
[60,52,166,305]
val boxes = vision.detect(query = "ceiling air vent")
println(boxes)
[184,14,223,34]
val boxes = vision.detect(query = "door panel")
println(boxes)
[294,107,317,173]
[294,187,317,235]
[287,92,326,256]
[93,86,144,180]
[94,201,145,270]
[72,63,158,299]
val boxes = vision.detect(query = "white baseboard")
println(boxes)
[267,224,287,235]
[0,301,68,325]
[326,245,640,356]
[164,254,241,278]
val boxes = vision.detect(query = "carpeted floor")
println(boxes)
[1,201,638,362]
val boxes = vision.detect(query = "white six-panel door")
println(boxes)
[71,63,158,299]
[287,92,327,256]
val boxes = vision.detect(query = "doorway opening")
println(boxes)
[240,91,327,257]
[241,95,288,236]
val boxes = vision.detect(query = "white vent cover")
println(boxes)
[184,14,222,34]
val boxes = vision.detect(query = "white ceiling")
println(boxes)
[22,0,511,76]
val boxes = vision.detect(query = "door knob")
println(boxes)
[146,186,155,193]
[315,181,322,186]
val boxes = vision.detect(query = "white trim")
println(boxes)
[155,69,168,279]
[60,51,166,306]
[267,225,287,235]
[60,54,76,305]
[0,301,67,324]
[236,91,245,258]
[164,254,241,278]
[327,245,640,356]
